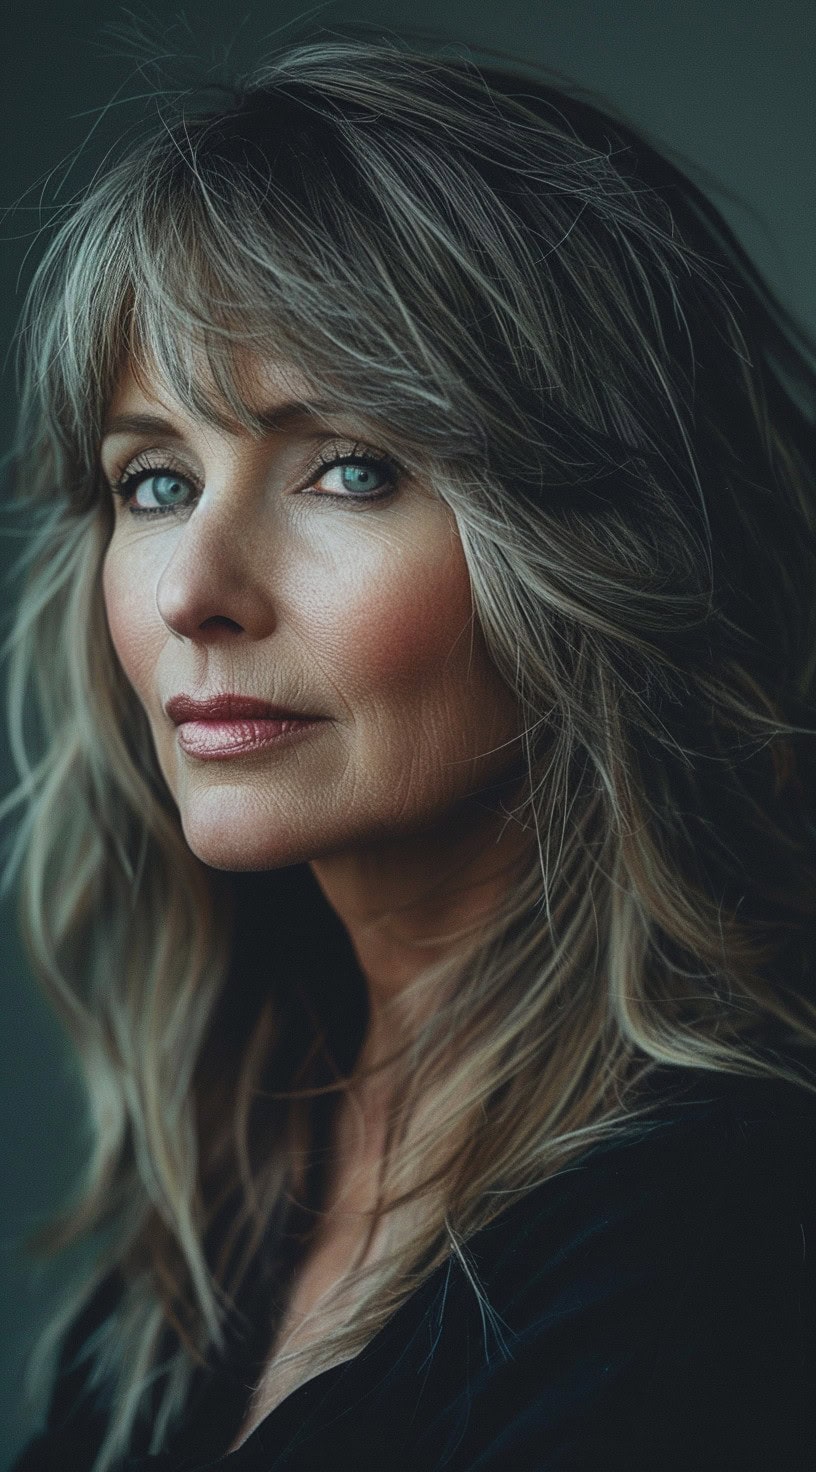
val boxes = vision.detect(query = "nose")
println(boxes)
[154,494,278,643]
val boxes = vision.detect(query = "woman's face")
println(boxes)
[100,355,524,872]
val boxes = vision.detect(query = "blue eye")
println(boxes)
[139,472,190,507]
[108,446,401,518]
[110,461,197,517]
[311,455,397,500]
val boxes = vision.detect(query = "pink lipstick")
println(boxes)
[165,693,325,761]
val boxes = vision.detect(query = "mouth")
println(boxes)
[165,693,326,761]
[165,693,320,723]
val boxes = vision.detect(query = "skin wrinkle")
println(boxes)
[99,350,533,1446]
[100,351,532,1049]
[9,41,816,1466]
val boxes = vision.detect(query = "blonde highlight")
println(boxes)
[3,30,816,1466]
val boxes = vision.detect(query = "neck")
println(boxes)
[309,776,531,1076]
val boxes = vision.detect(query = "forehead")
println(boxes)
[105,348,317,429]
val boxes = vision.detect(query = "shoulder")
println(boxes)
[474,1060,816,1272]
[418,1063,816,1470]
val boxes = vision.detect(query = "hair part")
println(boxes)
[3,29,816,1467]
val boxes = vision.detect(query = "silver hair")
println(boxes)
[3,32,816,1469]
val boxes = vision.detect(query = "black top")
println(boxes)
[11,1061,816,1471]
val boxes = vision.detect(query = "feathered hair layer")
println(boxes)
[3,31,816,1467]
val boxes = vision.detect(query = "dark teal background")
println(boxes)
[1,1,814,1462]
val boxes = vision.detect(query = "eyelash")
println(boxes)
[108,443,401,517]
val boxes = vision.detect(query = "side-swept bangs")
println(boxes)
[19,51,728,530]
[23,82,523,512]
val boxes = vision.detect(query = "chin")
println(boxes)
[175,786,318,873]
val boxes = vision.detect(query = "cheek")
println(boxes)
[101,544,161,701]
[314,533,475,701]
[312,528,522,818]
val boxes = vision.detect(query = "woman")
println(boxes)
[4,28,816,1471]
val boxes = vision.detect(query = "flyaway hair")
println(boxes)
[3,28,816,1468]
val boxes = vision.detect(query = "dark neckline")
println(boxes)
[152,1058,816,1468]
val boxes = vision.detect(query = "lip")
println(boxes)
[175,715,322,760]
[165,693,326,761]
[165,693,320,723]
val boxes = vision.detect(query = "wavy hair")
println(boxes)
[4,29,816,1468]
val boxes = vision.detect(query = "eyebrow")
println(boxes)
[101,400,344,442]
